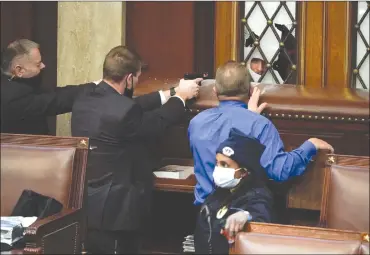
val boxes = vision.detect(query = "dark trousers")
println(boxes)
[194,214,229,254]
[87,229,141,254]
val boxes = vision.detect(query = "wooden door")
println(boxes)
[214,1,369,90]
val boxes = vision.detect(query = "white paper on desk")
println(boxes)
[153,165,194,179]
[1,217,36,247]
[183,248,195,253]
[1,216,37,228]
[1,216,37,239]
[184,234,194,241]
[183,240,194,246]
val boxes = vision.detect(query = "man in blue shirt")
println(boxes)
[188,61,334,206]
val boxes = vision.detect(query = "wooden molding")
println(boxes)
[300,1,352,88]
[324,1,352,88]
[299,2,326,88]
[214,1,241,71]
[244,222,364,241]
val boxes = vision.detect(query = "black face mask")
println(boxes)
[10,71,43,89]
[124,75,134,98]
[124,87,134,98]
[25,72,43,88]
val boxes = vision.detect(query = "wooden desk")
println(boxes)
[144,177,198,254]
[154,158,196,193]
[154,151,328,212]
[154,175,196,193]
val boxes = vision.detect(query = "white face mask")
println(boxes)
[213,166,241,189]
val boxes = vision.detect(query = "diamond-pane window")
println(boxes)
[241,1,298,85]
[351,1,369,90]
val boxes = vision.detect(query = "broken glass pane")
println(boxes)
[242,1,298,85]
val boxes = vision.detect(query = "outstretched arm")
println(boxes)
[121,97,186,140]
[54,83,96,114]
[6,83,95,118]
[259,121,333,181]
[133,92,162,111]
[134,79,200,112]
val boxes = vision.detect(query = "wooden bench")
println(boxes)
[1,133,89,254]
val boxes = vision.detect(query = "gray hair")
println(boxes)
[215,61,251,97]
[1,39,40,73]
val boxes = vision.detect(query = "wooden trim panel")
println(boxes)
[324,2,352,89]
[0,133,89,150]
[214,1,240,70]
[245,222,365,241]
[299,2,325,87]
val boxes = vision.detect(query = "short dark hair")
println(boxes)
[103,46,142,83]
[1,39,39,73]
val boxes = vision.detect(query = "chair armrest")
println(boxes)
[23,208,82,254]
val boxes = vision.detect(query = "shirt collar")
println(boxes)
[219,100,248,109]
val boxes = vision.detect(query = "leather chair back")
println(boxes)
[0,133,89,216]
[0,133,89,254]
[231,222,368,254]
[1,144,76,216]
[320,155,369,232]
[362,242,369,254]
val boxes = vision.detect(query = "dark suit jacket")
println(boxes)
[71,81,186,231]
[0,73,94,135]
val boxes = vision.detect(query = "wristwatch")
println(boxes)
[170,87,176,96]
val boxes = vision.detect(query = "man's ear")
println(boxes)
[213,86,218,96]
[125,73,134,89]
[14,65,23,77]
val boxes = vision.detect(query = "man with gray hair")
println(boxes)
[1,39,96,135]
[188,61,334,210]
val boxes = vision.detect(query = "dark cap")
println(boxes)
[216,128,266,179]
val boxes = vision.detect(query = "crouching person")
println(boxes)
[194,128,275,254]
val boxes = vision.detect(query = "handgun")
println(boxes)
[183,72,210,85]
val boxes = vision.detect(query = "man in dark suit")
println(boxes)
[1,39,97,135]
[71,45,200,254]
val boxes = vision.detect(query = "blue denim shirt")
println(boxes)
[188,100,317,205]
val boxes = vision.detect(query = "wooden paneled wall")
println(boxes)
[1,2,57,92]
[215,1,355,89]
[126,1,215,81]
[1,2,34,48]
[127,1,356,89]
[126,2,194,81]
